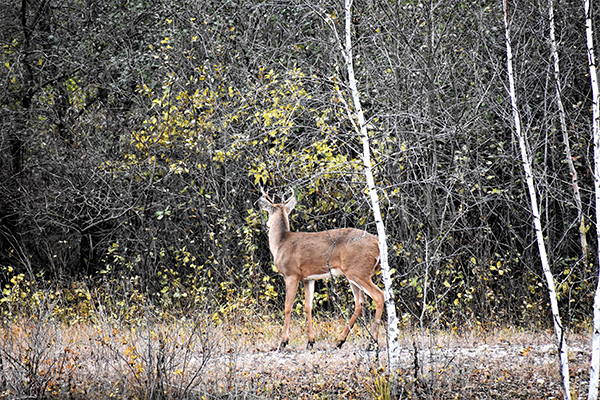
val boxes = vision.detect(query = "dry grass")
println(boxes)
[0,309,593,399]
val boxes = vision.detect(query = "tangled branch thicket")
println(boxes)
[0,0,598,397]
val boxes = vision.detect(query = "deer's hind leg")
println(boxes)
[336,279,364,348]
[336,275,384,350]
[354,276,384,350]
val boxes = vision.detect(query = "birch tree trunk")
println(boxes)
[327,0,401,369]
[548,0,588,265]
[503,0,571,398]
[585,0,600,396]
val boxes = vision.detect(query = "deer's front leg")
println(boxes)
[279,275,299,350]
[304,280,316,349]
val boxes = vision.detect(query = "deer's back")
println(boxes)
[275,228,380,276]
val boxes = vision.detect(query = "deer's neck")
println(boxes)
[269,214,290,259]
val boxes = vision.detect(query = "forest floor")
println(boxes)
[214,324,591,399]
[0,315,593,399]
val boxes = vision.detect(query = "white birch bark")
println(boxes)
[548,0,588,264]
[328,0,401,368]
[585,0,600,396]
[503,0,571,397]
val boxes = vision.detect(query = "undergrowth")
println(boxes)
[0,280,592,399]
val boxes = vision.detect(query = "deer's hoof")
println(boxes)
[277,340,288,351]
[335,340,345,349]
[307,340,315,350]
[365,341,379,352]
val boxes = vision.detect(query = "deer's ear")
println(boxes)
[284,189,297,211]
[258,196,274,212]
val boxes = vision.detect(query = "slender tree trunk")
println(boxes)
[1,0,32,268]
[548,0,588,265]
[585,0,600,396]
[503,0,571,398]
[329,0,401,369]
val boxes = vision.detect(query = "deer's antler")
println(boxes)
[259,185,274,204]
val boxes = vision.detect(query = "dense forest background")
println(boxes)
[1,0,598,331]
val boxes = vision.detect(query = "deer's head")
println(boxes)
[258,188,297,230]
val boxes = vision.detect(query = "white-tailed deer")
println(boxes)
[258,188,384,350]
